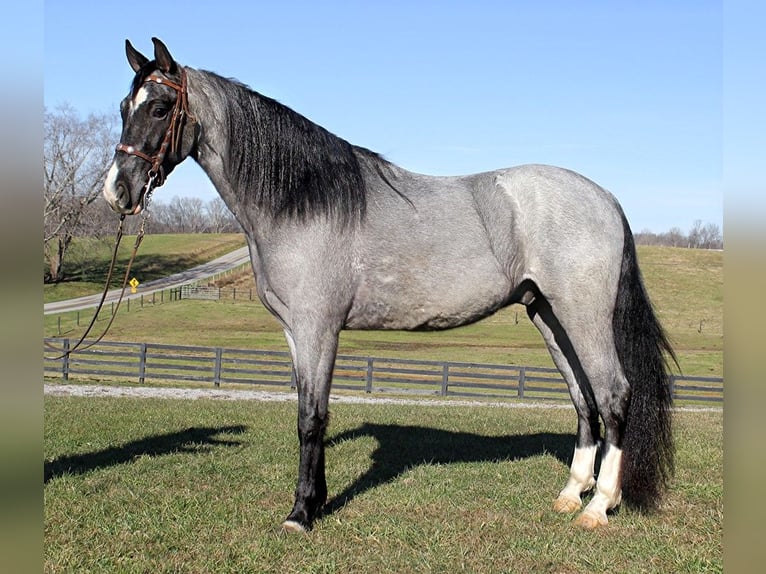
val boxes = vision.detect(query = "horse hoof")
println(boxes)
[552,495,581,514]
[574,510,608,530]
[281,520,308,534]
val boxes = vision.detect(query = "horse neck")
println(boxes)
[184,69,263,230]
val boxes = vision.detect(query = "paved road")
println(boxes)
[44,246,251,315]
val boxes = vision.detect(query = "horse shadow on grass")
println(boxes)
[322,423,574,518]
[44,425,248,484]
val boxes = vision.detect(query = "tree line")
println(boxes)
[44,105,723,283]
[634,220,723,250]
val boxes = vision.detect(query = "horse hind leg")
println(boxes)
[529,296,630,528]
[572,345,631,529]
[525,294,601,516]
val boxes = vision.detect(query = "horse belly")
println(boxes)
[345,259,511,331]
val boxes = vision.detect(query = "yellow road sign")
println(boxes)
[129,277,139,293]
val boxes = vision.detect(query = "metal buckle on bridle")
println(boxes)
[134,167,160,214]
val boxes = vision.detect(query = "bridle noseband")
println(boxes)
[116,67,195,213]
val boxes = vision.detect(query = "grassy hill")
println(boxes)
[44,236,723,377]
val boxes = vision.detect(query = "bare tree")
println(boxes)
[634,228,660,246]
[44,105,117,282]
[205,197,240,232]
[687,219,704,249]
[700,222,722,249]
[664,226,685,247]
[162,196,209,232]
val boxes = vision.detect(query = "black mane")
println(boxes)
[199,70,393,224]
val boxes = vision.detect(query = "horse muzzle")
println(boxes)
[102,163,148,215]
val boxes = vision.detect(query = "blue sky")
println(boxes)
[43,1,723,233]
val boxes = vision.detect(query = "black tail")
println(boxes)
[613,213,676,512]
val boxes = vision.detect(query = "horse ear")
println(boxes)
[152,37,177,74]
[125,39,149,73]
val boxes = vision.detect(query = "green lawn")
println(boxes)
[44,395,722,573]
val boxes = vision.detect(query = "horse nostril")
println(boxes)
[115,182,130,208]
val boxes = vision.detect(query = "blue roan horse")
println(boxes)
[104,38,675,532]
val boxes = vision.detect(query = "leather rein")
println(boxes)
[46,68,194,360]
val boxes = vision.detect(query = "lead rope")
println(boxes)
[45,206,151,361]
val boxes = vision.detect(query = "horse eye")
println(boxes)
[151,105,169,119]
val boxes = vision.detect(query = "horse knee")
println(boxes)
[297,408,329,441]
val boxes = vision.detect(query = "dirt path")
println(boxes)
[43,383,720,412]
[43,383,572,409]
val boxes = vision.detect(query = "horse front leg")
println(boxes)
[282,396,329,532]
[281,328,338,533]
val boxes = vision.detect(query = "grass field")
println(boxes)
[43,236,723,377]
[44,395,722,573]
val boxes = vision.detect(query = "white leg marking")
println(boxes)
[554,445,597,513]
[576,446,623,528]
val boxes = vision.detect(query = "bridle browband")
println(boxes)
[115,67,195,213]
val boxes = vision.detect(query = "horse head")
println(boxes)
[103,38,197,215]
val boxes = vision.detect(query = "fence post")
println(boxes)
[214,348,223,388]
[441,363,449,396]
[366,358,374,393]
[518,367,526,399]
[669,375,676,401]
[138,343,147,384]
[62,338,70,381]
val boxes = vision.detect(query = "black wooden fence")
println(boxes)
[43,338,724,404]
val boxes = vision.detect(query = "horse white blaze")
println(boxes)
[129,86,150,116]
[578,445,623,526]
[102,162,120,205]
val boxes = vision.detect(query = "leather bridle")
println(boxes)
[115,67,195,214]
